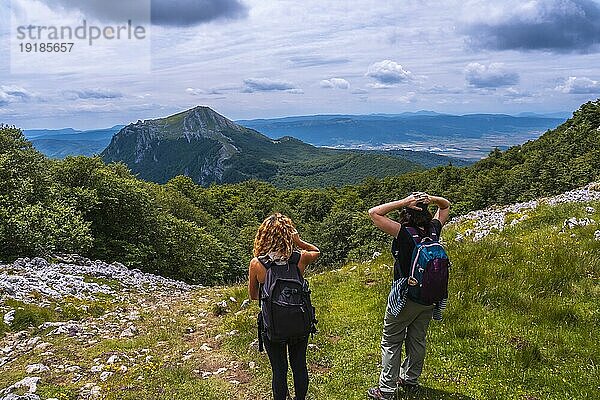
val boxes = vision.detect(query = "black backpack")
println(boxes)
[257,251,317,351]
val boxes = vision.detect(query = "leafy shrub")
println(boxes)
[0,126,93,260]
[10,303,55,331]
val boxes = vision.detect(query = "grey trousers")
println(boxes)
[379,299,434,393]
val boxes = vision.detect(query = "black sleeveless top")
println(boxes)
[258,250,301,270]
[392,219,442,280]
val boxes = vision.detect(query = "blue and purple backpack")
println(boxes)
[404,226,450,305]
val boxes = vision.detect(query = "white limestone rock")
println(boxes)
[119,326,137,338]
[100,371,113,381]
[106,355,119,364]
[3,310,15,326]
[0,376,41,396]
[25,364,49,374]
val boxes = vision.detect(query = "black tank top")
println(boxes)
[392,219,442,280]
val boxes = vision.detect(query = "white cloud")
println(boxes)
[0,85,35,106]
[464,62,519,88]
[186,87,225,96]
[63,88,123,100]
[555,76,600,94]
[503,87,536,103]
[365,60,413,87]
[504,87,532,97]
[186,88,208,96]
[241,78,301,93]
[394,91,417,103]
[461,0,600,54]
[320,78,350,89]
[424,85,465,95]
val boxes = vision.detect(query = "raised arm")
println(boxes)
[293,232,320,275]
[430,195,451,225]
[368,194,422,237]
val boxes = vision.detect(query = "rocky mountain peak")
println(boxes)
[101,106,254,185]
[176,105,244,134]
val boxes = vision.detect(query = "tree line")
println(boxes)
[0,100,598,285]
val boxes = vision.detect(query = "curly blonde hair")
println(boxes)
[253,213,296,259]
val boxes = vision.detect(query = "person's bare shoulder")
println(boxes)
[249,257,263,271]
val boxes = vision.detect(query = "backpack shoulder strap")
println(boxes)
[426,222,439,242]
[257,255,272,309]
[289,251,301,268]
[257,255,272,270]
[404,226,423,245]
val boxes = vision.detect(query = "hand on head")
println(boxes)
[405,192,429,211]
[412,191,431,204]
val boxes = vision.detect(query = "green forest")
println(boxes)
[1,99,598,286]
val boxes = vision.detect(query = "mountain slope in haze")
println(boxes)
[237,113,566,158]
[24,126,123,158]
[28,138,110,159]
[100,106,433,187]
[372,149,472,168]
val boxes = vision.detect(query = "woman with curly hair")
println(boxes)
[248,213,320,400]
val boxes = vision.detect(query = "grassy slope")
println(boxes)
[0,284,252,400]
[2,200,598,399]
[221,199,600,400]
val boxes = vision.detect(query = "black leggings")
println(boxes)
[263,334,309,400]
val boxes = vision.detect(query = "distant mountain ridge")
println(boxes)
[24,126,123,158]
[23,110,567,161]
[101,106,456,187]
[516,111,572,119]
[238,112,566,158]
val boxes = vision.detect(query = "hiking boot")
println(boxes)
[397,378,420,395]
[367,387,395,400]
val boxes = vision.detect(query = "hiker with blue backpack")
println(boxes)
[248,213,320,400]
[367,192,451,399]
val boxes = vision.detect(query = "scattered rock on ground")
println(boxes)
[0,255,198,307]
[2,311,14,326]
[563,217,595,230]
[106,355,119,364]
[99,371,113,381]
[25,364,49,374]
[450,183,600,241]
[119,326,137,338]
[0,376,41,398]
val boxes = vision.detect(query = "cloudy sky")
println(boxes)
[1,0,600,129]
